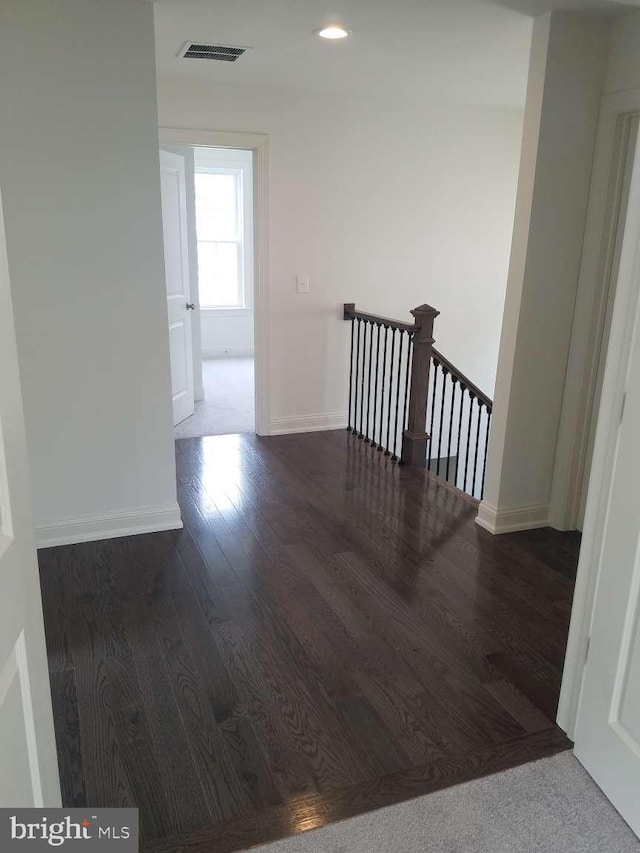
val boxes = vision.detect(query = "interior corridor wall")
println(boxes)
[157,78,524,432]
[477,11,610,535]
[0,0,180,545]
[604,11,640,95]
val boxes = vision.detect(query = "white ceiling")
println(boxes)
[153,0,637,109]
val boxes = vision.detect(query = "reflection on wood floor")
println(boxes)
[38,430,581,853]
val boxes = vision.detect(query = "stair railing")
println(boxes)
[343,302,492,500]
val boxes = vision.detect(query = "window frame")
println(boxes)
[194,165,250,310]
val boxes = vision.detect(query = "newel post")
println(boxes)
[401,303,440,467]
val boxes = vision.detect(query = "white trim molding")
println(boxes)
[475,500,549,534]
[550,95,640,530]
[35,502,182,548]
[270,412,348,436]
[202,346,254,359]
[559,91,640,739]
[0,632,44,807]
[159,127,270,437]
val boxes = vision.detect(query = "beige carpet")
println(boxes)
[174,357,254,438]
[244,753,639,853]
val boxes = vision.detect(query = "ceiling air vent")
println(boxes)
[178,42,249,62]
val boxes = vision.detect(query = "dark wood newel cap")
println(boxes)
[410,304,439,343]
[343,302,356,320]
[410,303,440,320]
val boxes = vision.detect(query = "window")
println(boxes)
[195,169,245,308]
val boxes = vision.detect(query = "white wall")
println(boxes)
[0,0,180,545]
[158,78,524,429]
[201,311,254,358]
[477,12,610,534]
[604,11,640,95]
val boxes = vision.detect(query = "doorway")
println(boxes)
[551,113,640,531]
[161,144,255,437]
[560,107,640,838]
[158,129,270,438]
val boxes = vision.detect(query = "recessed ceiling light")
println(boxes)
[314,26,351,40]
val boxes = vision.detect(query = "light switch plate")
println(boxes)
[296,274,309,294]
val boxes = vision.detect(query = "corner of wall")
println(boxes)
[35,503,183,549]
[476,499,549,534]
[269,412,348,436]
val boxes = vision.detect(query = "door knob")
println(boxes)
[186,302,196,310]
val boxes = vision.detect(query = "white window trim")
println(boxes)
[195,160,253,311]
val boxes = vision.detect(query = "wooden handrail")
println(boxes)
[343,303,418,333]
[432,348,492,412]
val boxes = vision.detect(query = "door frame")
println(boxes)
[0,186,61,806]
[159,128,270,436]
[550,92,640,531]
[558,89,640,738]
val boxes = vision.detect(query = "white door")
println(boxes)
[160,150,194,426]
[573,178,640,836]
[0,190,61,807]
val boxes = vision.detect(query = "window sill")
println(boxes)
[201,307,253,317]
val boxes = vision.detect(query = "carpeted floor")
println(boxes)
[244,753,639,853]
[174,356,254,438]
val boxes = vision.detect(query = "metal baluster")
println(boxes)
[481,409,492,499]
[353,318,361,439]
[378,326,389,451]
[436,367,448,476]
[365,321,374,442]
[371,324,381,448]
[472,399,483,498]
[347,318,355,432]
[391,331,405,461]
[455,382,465,489]
[427,359,438,470]
[446,377,457,483]
[463,391,475,492]
[358,321,368,438]
[385,329,397,455]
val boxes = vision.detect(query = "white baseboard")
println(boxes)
[202,346,254,359]
[270,412,348,435]
[36,502,183,548]
[475,500,549,534]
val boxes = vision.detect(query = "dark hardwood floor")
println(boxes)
[38,431,581,853]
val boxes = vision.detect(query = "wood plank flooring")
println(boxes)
[38,431,581,852]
